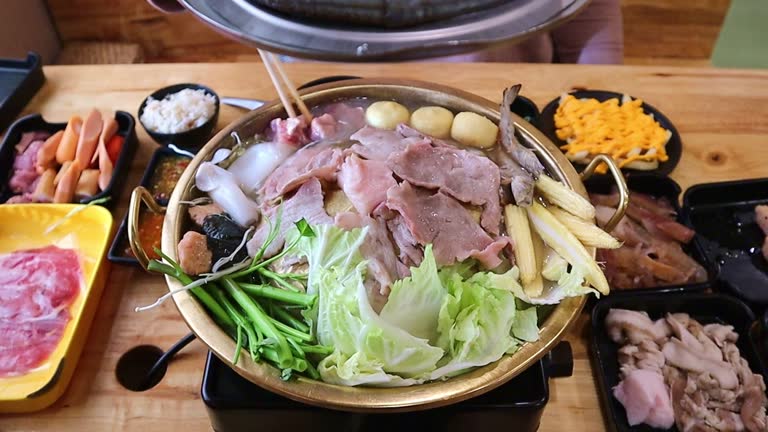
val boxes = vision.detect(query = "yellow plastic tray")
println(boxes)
[0,204,113,413]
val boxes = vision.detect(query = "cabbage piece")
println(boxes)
[379,245,446,342]
[512,306,539,342]
[505,261,599,305]
[429,269,519,380]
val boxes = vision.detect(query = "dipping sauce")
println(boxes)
[149,155,190,203]
[125,210,164,260]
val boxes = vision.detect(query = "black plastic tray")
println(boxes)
[591,291,766,432]
[0,52,45,133]
[108,147,192,265]
[202,342,573,432]
[682,177,768,307]
[585,173,711,295]
[0,111,138,207]
[538,89,682,176]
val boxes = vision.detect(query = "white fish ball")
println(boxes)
[365,101,410,130]
[450,112,499,149]
[410,106,454,138]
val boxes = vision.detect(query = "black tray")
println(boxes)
[108,147,192,265]
[0,52,45,133]
[682,177,768,308]
[538,90,682,176]
[0,111,138,207]
[585,173,711,295]
[591,291,766,432]
[202,342,573,432]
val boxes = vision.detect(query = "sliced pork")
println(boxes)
[248,178,333,258]
[337,155,396,215]
[386,182,505,269]
[269,116,310,147]
[348,126,426,161]
[613,369,675,429]
[0,246,81,377]
[607,309,768,432]
[387,140,502,235]
[358,216,410,295]
[260,145,344,201]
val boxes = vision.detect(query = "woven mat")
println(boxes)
[56,42,144,65]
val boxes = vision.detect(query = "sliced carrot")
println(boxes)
[76,169,100,199]
[54,161,72,186]
[75,109,103,168]
[36,130,64,174]
[56,116,82,164]
[54,161,82,203]
[32,169,57,202]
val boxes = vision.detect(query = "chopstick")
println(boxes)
[258,49,313,121]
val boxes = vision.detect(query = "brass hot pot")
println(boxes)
[129,79,627,412]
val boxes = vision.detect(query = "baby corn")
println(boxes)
[535,175,596,220]
[549,207,621,249]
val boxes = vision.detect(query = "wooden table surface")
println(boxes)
[2,62,767,432]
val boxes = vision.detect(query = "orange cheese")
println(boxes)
[554,95,670,173]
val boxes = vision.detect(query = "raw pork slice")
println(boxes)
[248,178,333,258]
[337,155,396,215]
[0,245,81,377]
[260,145,343,201]
[613,369,675,429]
[386,182,506,269]
[348,126,426,161]
[387,140,502,234]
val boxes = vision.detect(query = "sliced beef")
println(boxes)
[177,231,212,276]
[247,178,333,258]
[348,126,425,161]
[337,155,396,215]
[359,216,410,295]
[387,140,502,235]
[188,203,224,226]
[259,145,343,201]
[386,182,505,269]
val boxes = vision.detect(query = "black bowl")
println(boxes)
[138,83,220,152]
[538,90,682,176]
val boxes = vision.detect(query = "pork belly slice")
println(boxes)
[386,181,505,269]
[605,308,671,344]
[387,140,502,235]
[260,145,344,201]
[337,155,397,215]
[613,369,675,429]
[248,177,333,259]
[348,125,426,161]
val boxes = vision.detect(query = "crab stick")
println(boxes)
[36,130,64,174]
[56,116,82,164]
[54,160,82,203]
[74,109,103,168]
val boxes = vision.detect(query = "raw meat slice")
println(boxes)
[260,146,344,201]
[387,140,502,235]
[337,155,396,215]
[0,245,81,377]
[348,126,425,161]
[386,182,505,269]
[613,369,675,429]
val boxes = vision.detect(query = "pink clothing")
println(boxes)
[426,0,623,64]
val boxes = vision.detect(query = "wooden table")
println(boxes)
[2,63,767,432]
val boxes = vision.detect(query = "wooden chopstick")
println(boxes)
[258,49,312,122]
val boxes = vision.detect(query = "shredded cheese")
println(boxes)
[554,94,670,173]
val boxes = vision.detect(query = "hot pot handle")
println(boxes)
[128,186,167,271]
[579,154,628,233]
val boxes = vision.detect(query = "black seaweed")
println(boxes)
[203,214,249,263]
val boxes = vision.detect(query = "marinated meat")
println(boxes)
[260,146,344,201]
[387,140,502,235]
[607,309,768,431]
[178,231,213,275]
[188,203,224,226]
[592,193,707,290]
[337,155,396,215]
[386,181,506,269]
[0,246,81,377]
[9,140,45,194]
[248,178,333,258]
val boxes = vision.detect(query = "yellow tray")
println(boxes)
[0,204,113,413]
